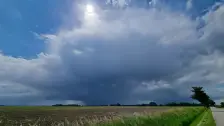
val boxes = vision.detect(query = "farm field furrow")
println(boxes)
[0,106,170,124]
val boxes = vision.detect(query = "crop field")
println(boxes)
[0,106,171,125]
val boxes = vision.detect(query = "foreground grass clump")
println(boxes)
[96,107,205,126]
[190,109,215,126]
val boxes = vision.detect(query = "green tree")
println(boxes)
[209,99,216,106]
[221,102,224,107]
[191,87,211,108]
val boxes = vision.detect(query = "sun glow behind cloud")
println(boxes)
[85,4,96,16]
[83,4,99,28]
[86,4,94,13]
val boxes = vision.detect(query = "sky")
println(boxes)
[0,0,224,105]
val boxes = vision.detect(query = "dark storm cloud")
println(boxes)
[38,6,198,104]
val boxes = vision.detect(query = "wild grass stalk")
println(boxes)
[95,107,205,126]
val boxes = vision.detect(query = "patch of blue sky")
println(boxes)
[0,0,70,58]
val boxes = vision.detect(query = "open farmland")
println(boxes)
[0,106,170,125]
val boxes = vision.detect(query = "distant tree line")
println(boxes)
[107,102,202,107]
[51,102,204,107]
[164,102,202,106]
[107,102,159,106]
[52,104,82,107]
[83,102,202,107]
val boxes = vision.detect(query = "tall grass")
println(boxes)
[95,107,206,126]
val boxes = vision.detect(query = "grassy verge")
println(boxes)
[189,108,207,126]
[95,107,205,126]
[190,109,215,126]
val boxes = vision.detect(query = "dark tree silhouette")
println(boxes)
[209,99,216,106]
[191,87,211,108]
[116,103,121,106]
[149,102,157,106]
[221,102,224,107]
